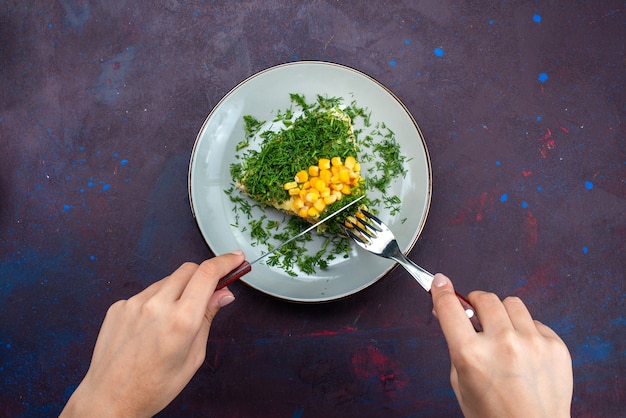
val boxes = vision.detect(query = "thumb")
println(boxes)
[205,288,235,325]
[190,287,235,357]
[431,273,476,346]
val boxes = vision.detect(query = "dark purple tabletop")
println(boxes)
[1,1,624,417]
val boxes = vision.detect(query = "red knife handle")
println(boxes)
[216,260,251,290]
[455,291,483,332]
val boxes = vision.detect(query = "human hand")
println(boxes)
[61,251,245,417]
[431,273,573,418]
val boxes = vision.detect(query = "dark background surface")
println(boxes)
[1,1,624,417]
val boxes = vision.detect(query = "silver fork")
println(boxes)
[343,210,482,332]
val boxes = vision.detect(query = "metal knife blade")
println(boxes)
[216,195,365,290]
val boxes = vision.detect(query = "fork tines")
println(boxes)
[343,210,381,244]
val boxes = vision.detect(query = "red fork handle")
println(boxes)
[216,260,251,290]
[455,292,483,332]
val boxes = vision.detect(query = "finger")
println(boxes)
[179,251,245,319]
[467,290,512,333]
[153,262,200,301]
[431,273,476,348]
[128,277,167,304]
[502,296,536,333]
[533,319,563,340]
[449,364,461,401]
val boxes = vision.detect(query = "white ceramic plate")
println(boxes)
[188,61,431,302]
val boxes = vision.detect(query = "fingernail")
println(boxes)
[229,249,244,256]
[218,294,235,307]
[433,273,449,288]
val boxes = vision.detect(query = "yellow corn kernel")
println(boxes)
[319,169,332,184]
[345,216,358,226]
[308,165,320,177]
[353,162,360,173]
[307,207,319,218]
[298,207,309,218]
[313,178,326,192]
[295,170,308,183]
[344,156,356,169]
[318,158,331,170]
[331,156,342,167]
[288,188,300,196]
[313,199,326,212]
[339,167,351,184]
[323,194,337,205]
[332,190,343,200]
[330,183,343,191]
[284,181,298,190]
[341,187,352,195]
[320,188,331,198]
[305,190,319,203]
[293,198,305,209]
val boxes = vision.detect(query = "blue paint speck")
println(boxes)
[87,181,94,187]
[120,159,129,166]
[537,186,542,191]
[405,39,410,45]
[583,246,588,254]
[538,73,548,83]
[489,20,494,25]
[389,60,397,67]
[500,193,508,202]
[521,201,528,208]
[433,47,444,57]
[102,184,111,191]
[6,343,11,349]
[536,115,542,121]
[496,161,501,166]
[113,153,119,158]
[533,14,542,23]
[585,181,593,190]
[90,255,96,261]
[63,205,72,212]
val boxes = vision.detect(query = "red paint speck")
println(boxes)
[524,210,538,251]
[301,326,357,338]
[539,128,557,158]
[452,190,498,224]
[522,170,533,177]
[351,345,408,390]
